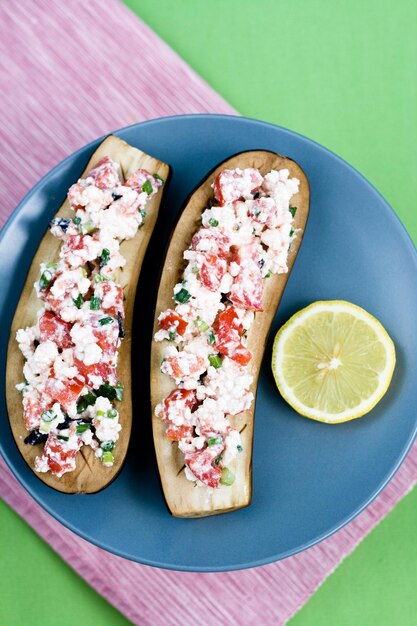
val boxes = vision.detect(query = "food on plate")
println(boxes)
[272,300,396,423]
[151,150,310,517]
[6,136,169,493]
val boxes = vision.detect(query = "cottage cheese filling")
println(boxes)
[16,157,164,478]
[154,166,299,489]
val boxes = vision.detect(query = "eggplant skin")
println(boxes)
[150,150,310,518]
[6,135,170,494]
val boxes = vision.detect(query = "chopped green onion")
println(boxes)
[76,423,90,434]
[46,262,58,270]
[94,273,109,283]
[219,467,235,486]
[289,206,297,218]
[40,409,56,422]
[73,217,82,225]
[90,296,100,310]
[139,208,147,219]
[191,266,200,276]
[265,271,271,278]
[214,454,222,466]
[194,317,209,332]
[208,355,222,369]
[39,269,54,290]
[101,451,114,464]
[99,248,110,267]
[81,268,88,278]
[115,382,124,401]
[174,287,191,304]
[96,410,105,417]
[208,218,219,227]
[141,180,153,195]
[207,436,222,446]
[99,316,114,326]
[289,228,295,237]
[77,392,97,414]
[208,331,216,346]
[153,173,165,183]
[73,293,83,309]
[80,222,96,234]
[57,435,69,442]
[168,328,177,341]
[101,441,115,452]
[107,408,118,419]
[16,382,28,393]
[237,445,243,453]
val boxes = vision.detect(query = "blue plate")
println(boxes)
[1,115,417,572]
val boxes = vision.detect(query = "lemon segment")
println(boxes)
[271,301,396,423]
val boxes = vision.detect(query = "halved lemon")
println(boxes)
[271,301,396,423]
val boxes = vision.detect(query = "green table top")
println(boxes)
[2,1,417,624]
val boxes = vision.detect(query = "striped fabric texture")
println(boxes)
[1,2,417,625]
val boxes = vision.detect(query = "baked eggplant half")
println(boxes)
[6,135,170,493]
[151,150,309,518]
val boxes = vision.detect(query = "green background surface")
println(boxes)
[2,1,417,624]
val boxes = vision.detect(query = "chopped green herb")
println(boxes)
[73,293,83,309]
[219,467,235,486]
[208,331,216,346]
[141,180,153,195]
[208,355,222,369]
[40,409,56,422]
[174,287,191,304]
[90,296,100,310]
[96,382,123,402]
[208,218,219,227]
[214,454,222,466]
[253,208,261,217]
[207,436,222,446]
[46,262,58,270]
[289,228,295,237]
[99,248,110,267]
[168,328,177,341]
[107,408,118,419]
[139,208,147,220]
[101,451,114,464]
[115,382,124,401]
[194,317,209,332]
[101,440,115,452]
[237,445,243,453]
[77,392,97,414]
[76,423,90,434]
[96,410,105,417]
[39,269,54,290]
[153,173,165,183]
[57,435,69,442]
[289,206,297,218]
[73,217,82,225]
[94,273,109,283]
[99,316,114,326]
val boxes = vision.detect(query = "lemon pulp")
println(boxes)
[271,301,396,423]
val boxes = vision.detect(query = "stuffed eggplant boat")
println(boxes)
[6,135,169,493]
[151,150,309,517]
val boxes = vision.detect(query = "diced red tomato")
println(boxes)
[213,168,263,206]
[22,395,52,430]
[86,157,121,189]
[166,424,194,441]
[158,309,188,336]
[213,306,252,366]
[185,445,223,488]
[44,377,84,411]
[60,235,100,268]
[161,352,207,383]
[95,282,125,318]
[39,312,73,350]
[230,269,263,312]
[125,169,162,196]
[36,432,81,477]
[191,228,231,259]
[73,357,117,388]
[157,388,197,425]
[200,254,227,292]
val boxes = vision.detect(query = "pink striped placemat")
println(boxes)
[1,2,417,625]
